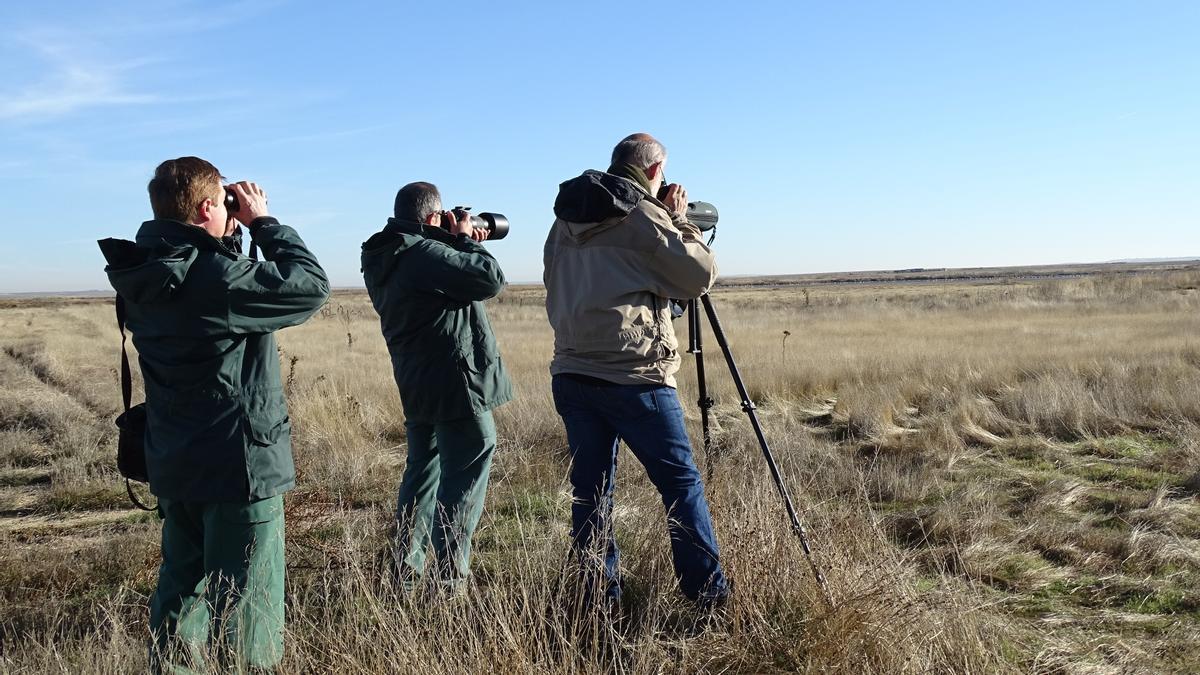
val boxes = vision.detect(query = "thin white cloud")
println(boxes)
[0,0,287,122]
[0,36,162,121]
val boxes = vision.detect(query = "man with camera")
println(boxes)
[361,181,512,594]
[543,133,730,609]
[98,157,329,670]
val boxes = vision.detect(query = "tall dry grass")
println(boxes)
[1,267,1198,672]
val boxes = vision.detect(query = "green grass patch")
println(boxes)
[43,483,130,512]
[1033,575,1102,603]
[475,488,565,558]
[1069,462,1177,491]
[1080,488,1145,515]
[1004,455,1061,473]
[305,522,346,543]
[492,487,563,523]
[981,552,1054,591]
[1079,434,1174,461]
[995,437,1066,467]
[1121,586,1200,616]
[1028,575,1200,618]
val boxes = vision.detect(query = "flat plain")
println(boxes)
[2,262,1199,673]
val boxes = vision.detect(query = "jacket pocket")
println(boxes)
[458,348,509,414]
[242,387,291,447]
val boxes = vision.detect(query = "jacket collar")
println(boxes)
[135,219,234,255]
[383,217,424,236]
[606,163,654,195]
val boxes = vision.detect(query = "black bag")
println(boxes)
[114,295,155,511]
[115,404,147,481]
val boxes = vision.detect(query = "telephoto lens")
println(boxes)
[470,212,509,240]
[449,207,509,241]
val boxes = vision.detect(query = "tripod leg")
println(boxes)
[688,299,716,483]
[699,294,834,607]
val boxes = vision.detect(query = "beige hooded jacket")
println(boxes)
[543,170,717,387]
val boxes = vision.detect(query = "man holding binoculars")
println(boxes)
[99,156,330,670]
[361,181,513,595]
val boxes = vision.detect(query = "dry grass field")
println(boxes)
[2,264,1199,673]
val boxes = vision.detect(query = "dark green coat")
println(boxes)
[361,219,513,424]
[99,218,329,502]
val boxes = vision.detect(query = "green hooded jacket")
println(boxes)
[361,218,512,423]
[99,218,329,502]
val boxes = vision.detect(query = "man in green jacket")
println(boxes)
[99,157,329,670]
[362,181,512,594]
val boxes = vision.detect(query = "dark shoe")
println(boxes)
[694,576,733,611]
[691,577,733,633]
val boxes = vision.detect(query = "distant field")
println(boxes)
[1,264,1199,672]
[711,258,1200,287]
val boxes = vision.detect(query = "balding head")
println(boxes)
[394,181,443,223]
[611,133,667,170]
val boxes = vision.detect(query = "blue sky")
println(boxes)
[1,0,1197,292]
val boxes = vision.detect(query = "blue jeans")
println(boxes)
[551,375,729,603]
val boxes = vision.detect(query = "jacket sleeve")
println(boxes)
[640,205,718,299]
[415,235,506,302]
[224,218,331,334]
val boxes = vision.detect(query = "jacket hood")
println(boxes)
[361,218,424,288]
[553,170,648,239]
[98,220,216,303]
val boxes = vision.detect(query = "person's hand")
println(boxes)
[229,181,270,225]
[660,183,688,216]
[470,226,489,242]
[444,209,475,239]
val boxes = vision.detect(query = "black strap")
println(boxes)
[247,223,259,261]
[115,295,156,513]
[117,294,132,413]
[126,478,155,511]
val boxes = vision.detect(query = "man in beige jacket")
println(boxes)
[543,133,730,609]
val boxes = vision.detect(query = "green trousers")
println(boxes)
[394,411,496,591]
[149,495,285,672]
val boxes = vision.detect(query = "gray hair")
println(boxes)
[394,181,442,222]
[610,134,667,169]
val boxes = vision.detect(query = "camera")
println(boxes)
[439,206,510,241]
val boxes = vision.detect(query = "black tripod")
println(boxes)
[685,294,834,607]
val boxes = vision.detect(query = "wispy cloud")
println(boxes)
[0,36,162,121]
[0,1,286,122]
